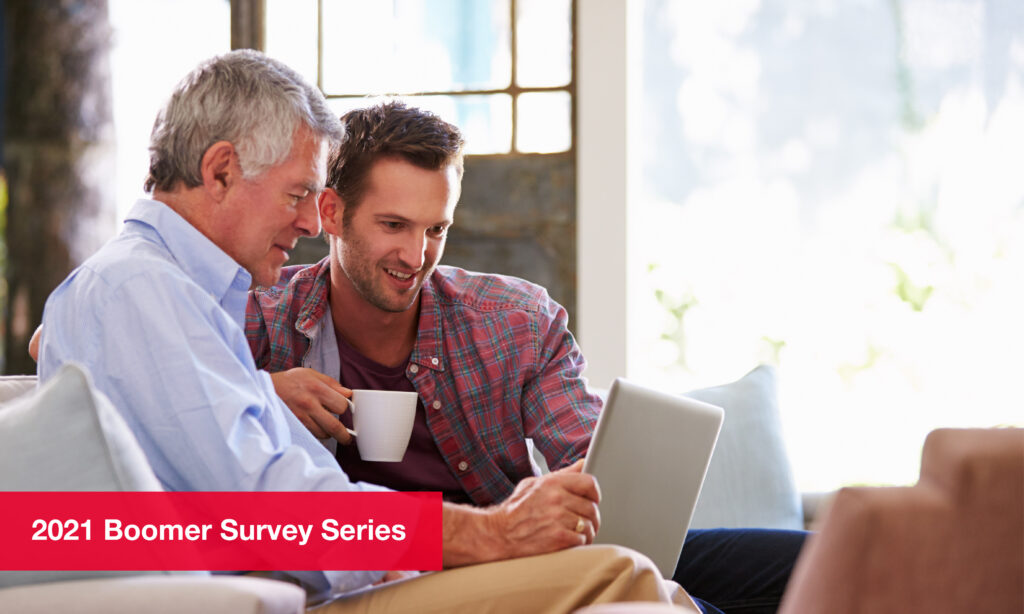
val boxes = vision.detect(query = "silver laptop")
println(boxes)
[582,377,724,577]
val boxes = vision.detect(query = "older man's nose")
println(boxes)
[295,196,321,237]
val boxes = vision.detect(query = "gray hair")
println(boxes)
[145,49,343,192]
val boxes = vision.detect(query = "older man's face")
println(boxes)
[216,126,327,287]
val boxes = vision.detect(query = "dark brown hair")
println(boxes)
[328,101,465,223]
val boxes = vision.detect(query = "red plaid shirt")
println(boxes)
[246,257,601,505]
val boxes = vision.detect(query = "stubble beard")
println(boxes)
[338,229,431,314]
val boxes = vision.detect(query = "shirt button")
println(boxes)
[457,461,469,472]
[431,400,441,410]
[431,357,439,366]
[409,364,419,374]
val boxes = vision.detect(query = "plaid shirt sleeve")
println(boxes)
[519,288,602,471]
[416,269,603,504]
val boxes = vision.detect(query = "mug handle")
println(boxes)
[342,396,357,438]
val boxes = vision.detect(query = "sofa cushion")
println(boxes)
[0,375,37,404]
[0,576,306,614]
[0,364,200,588]
[685,365,803,529]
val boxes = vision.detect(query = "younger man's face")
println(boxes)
[332,157,460,313]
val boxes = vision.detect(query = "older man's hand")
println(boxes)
[269,367,354,444]
[489,459,601,552]
[441,460,601,567]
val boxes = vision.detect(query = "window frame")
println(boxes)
[239,0,577,156]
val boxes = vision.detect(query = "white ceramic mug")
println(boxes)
[340,389,418,462]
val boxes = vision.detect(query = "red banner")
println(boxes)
[0,492,441,571]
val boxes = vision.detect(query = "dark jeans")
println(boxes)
[674,528,809,614]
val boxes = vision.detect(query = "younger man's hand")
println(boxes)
[269,367,354,444]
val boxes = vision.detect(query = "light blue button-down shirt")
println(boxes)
[39,198,386,596]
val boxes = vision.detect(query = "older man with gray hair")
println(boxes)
[36,50,692,612]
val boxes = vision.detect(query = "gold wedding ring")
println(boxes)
[574,516,586,534]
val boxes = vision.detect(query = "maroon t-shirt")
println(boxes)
[334,334,469,503]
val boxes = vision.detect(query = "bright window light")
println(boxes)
[630,0,1024,491]
[516,92,572,153]
[264,0,572,154]
[108,0,230,223]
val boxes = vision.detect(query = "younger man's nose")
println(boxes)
[398,233,428,270]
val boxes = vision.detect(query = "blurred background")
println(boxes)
[2,0,1022,493]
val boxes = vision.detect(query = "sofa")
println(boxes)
[538,369,1024,612]
[8,364,1018,612]
[1,362,804,612]
[0,364,306,614]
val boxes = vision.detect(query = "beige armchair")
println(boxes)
[779,427,1024,614]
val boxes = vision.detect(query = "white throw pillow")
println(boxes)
[0,363,201,588]
[685,365,803,529]
[0,364,161,491]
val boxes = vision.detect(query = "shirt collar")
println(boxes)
[124,198,252,313]
[295,257,334,336]
[301,257,446,372]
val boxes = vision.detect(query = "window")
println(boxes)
[631,0,1024,491]
[109,0,230,221]
[264,0,574,154]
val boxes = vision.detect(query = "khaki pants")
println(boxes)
[308,545,698,614]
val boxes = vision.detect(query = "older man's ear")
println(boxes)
[29,324,42,362]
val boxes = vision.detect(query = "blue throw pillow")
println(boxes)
[685,365,803,529]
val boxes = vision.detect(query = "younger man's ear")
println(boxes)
[199,141,238,201]
[319,188,345,235]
